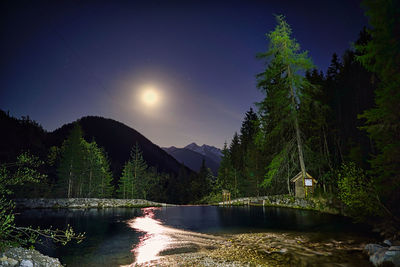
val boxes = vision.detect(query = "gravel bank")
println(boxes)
[135,231,374,266]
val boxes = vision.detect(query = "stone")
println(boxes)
[384,239,392,246]
[6,258,18,266]
[389,246,400,251]
[369,246,400,267]
[364,243,384,256]
[19,260,33,267]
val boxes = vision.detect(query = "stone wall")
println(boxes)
[218,194,341,215]
[14,198,173,209]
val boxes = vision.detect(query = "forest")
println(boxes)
[211,2,399,223]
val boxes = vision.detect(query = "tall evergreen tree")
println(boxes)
[118,160,134,199]
[57,124,86,198]
[96,148,114,198]
[117,144,148,199]
[82,141,103,198]
[217,142,234,194]
[257,15,314,195]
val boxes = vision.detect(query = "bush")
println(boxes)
[337,162,380,221]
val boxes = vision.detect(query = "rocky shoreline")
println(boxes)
[0,247,62,267]
[139,231,377,266]
[218,194,342,215]
[14,198,172,209]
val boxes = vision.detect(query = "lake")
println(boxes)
[16,206,375,266]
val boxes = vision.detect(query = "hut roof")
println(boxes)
[290,172,317,183]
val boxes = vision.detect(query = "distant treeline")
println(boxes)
[0,112,213,204]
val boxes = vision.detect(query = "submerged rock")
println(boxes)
[0,247,62,267]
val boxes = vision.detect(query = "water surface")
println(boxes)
[16,206,375,266]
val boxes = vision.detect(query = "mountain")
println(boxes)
[47,116,194,180]
[162,143,222,175]
[184,143,222,164]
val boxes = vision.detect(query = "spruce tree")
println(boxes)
[118,161,134,199]
[97,149,113,198]
[117,144,147,199]
[57,124,86,198]
[83,140,103,198]
[217,142,234,195]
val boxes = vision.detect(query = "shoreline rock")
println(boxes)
[364,242,400,266]
[0,247,61,267]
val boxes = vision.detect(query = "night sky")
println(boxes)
[0,0,367,148]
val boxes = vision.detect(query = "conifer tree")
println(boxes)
[97,149,113,198]
[217,142,234,195]
[257,15,314,195]
[57,124,86,198]
[82,141,103,198]
[118,161,134,199]
[117,144,148,199]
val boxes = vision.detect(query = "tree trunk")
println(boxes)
[68,163,73,198]
[288,66,307,196]
[88,169,92,198]
[287,159,291,195]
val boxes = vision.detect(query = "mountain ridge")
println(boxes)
[48,116,195,180]
[162,143,222,175]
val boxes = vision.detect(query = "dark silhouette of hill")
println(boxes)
[0,110,47,162]
[47,116,194,179]
[162,146,219,175]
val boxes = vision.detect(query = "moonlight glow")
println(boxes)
[141,87,159,107]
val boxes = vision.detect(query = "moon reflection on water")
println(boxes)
[127,208,172,264]
[125,207,223,266]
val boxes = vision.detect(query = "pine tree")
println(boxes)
[117,144,147,199]
[57,124,86,198]
[239,108,262,196]
[217,142,234,196]
[83,141,103,198]
[96,148,113,198]
[256,15,314,195]
[118,161,134,199]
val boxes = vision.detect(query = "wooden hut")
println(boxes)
[290,172,317,198]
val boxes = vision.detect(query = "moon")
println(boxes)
[141,88,159,106]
